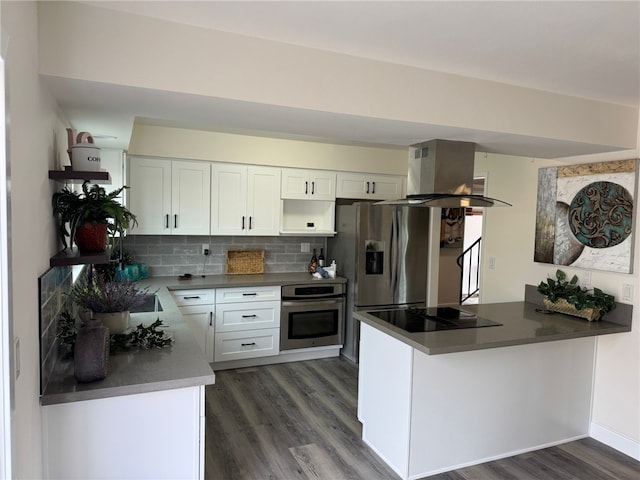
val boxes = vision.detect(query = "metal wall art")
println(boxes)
[534,159,637,273]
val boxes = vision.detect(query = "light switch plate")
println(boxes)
[621,283,633,302]
[301,242,310,253]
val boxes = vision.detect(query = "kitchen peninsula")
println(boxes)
[354,287,632,480]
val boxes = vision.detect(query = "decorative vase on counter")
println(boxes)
[74,318,110,383]
[93,311,130,334]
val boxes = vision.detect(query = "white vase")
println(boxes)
[94,311,130,334]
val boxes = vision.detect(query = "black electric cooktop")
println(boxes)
[369,307,502,333]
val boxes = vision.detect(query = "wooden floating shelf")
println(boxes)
[48,169,111,184]
[49,248,110,267]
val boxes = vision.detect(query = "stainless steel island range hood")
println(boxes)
[378,139,511,207]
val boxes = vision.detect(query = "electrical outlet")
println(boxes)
[581,270,592,287]
[301,242,310,253]
[622,283,633,302]
[488,257,496,270]
[202,244,210,255]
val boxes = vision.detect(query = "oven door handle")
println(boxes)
[281,298,344,307]
[281,294,345,301]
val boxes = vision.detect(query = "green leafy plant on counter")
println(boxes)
[110,319,173,352]
[57,310,78,359]
[56,313,173,355]
[537,269,616,315]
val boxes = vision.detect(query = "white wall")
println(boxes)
[129,124,408,175]
[476,147,640,457]
[37,1,638,152]
[1,2,62,477]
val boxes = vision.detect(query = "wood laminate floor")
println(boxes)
[205,357,639,480]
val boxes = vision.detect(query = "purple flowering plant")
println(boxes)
[69,277,150,313]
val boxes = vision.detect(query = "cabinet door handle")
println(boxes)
[242,216,245,229]
[249,216,252,230]
[209,312,213,327]
[183,296,201,300]
[165,214,169,228]
[174,214,178,228]
[241,314,257,318]
[241,342,256,347]
[242,293,258,296]
[311,181,315,195]
[372,181,376,194]
[305,181,308,195]
[366,181,370,194]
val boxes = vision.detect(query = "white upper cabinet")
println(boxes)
[247,166,282,236]
[171,161,212,234]
[211,164,281,236]
[281,168,336,201]
[336,172,405,200]
[210,163,247,236]
[128,157,210,235]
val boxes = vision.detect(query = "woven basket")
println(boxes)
[543,297,601,321]
[226,249,265,275]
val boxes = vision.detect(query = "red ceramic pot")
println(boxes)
[74,221,108,253]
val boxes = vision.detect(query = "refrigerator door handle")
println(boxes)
[390,208,399,300]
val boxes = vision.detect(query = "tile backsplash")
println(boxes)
[123,235,327,277]
[38,265,75,394]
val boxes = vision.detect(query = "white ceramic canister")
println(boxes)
[71,142,101,171]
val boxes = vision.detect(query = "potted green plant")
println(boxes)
[537,269,616,321]
[69,277,150,333]
[52,181,137,253]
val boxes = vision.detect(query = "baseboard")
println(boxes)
[590,422,640,461]
[211,346,340,371]
[406,434,588,479]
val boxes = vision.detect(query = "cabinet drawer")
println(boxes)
[171,289,215,306]
[215,301,280,332]
[214,329,279,362]
[215,286,280,304]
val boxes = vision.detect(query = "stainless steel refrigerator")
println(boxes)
[328,201,430,361]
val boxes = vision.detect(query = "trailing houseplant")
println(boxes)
[52,181,137,253]
[68,277,151,333]
[537,269,616,321]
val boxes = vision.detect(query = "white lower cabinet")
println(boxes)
[43,386,205,480]
[215,328,280,362]
[172,289,215,363]
[214,286,281,363]
[215,301,279,332]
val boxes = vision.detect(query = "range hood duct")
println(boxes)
[378,139,511,207]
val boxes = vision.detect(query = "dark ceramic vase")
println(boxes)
[74,318,110,383]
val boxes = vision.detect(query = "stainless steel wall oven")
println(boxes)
[280,282,346,351]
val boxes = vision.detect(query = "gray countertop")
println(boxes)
[154,272,346,290]
[41,272,345,406]
[354,300,632,356]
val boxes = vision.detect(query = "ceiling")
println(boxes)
[49,1,640,156]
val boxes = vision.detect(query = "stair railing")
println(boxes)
[456,237,481,304]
